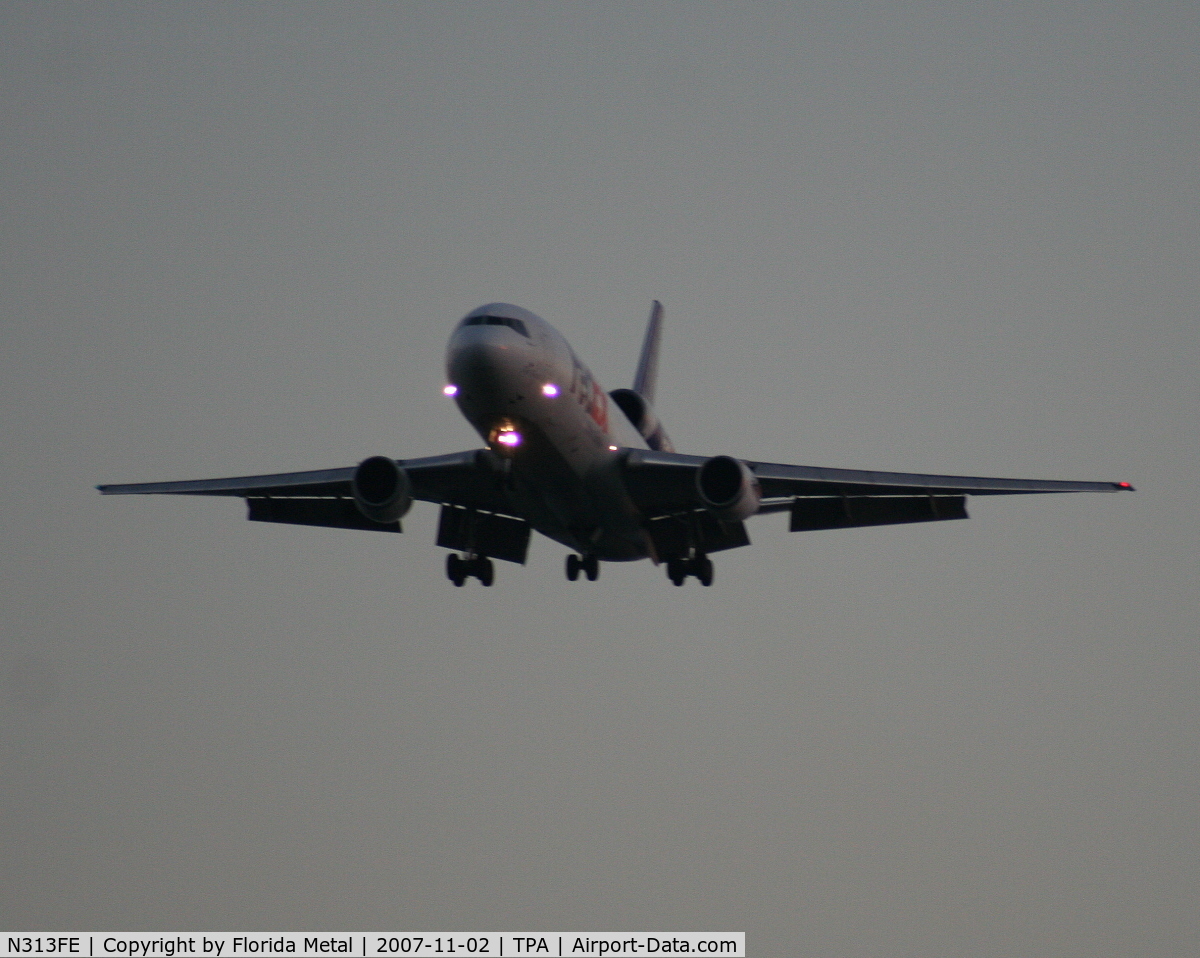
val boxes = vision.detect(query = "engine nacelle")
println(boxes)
[351,456,412,524]
[696,455,761,522]
[609,388,674,452]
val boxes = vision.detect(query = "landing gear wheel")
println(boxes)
[446,553,466,587]
[476,556,494,587]
[667,558,686,586]
[566,554,580,581]
[583,554,600,581]
[695,555,714,587]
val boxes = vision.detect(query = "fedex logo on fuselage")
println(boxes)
[568,348,609,432]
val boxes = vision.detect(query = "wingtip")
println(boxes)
[1115,481,1135,491]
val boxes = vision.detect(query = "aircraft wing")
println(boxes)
[97,466,359,499]
[622,448,1133,535]
[97,450,517,532]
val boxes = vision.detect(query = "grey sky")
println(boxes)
[2,3,1197,954]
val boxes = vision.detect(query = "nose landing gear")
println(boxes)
[565,553,600,581]
[446,552,494,586]
[666,554,713,587]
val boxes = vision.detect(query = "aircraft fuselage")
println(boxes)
[445,303,648,560]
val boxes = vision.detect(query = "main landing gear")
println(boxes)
[666,554,713,587]
[565,553,600,581]
[446,553,494,587]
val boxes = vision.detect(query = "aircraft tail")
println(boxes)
[632,300,664,404]
[609,301,674,452]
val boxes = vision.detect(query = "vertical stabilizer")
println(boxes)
[632,300,664,404]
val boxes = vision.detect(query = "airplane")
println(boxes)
[98,302,1133,587]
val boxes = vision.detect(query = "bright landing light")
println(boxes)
[542,383,560,397]
[497,430,522,447]
[443,384,458,396]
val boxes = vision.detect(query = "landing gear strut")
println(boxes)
[446,552,494,586]
[565,553,599,581]
[666,554,713,587]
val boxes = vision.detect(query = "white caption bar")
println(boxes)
[2,936,745,958]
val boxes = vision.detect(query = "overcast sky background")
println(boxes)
[2,3,1197,954]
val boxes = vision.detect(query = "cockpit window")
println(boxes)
[462,315,530,338]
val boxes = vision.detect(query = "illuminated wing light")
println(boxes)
[542,383,560,397]
[443,384,458,396]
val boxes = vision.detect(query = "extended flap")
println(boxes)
[247,497,401,532]
[790,495,967,531]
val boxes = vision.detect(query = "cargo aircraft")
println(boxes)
[99,302,1132,586]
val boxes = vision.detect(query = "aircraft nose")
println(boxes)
[447,339,489,385]
[446,329,513,396]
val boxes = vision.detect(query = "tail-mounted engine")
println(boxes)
[609,388,674,453]
[351,456,413,524]
[696,455,761,522]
